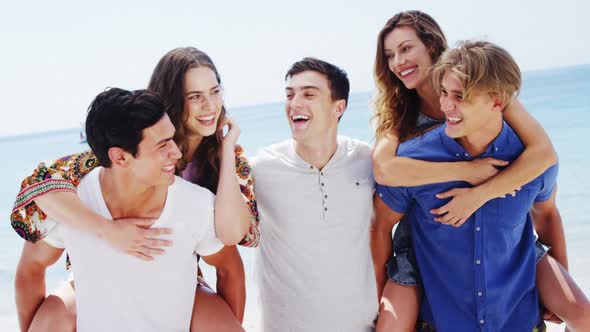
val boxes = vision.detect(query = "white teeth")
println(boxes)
[162,165,174,171]
[291,114,310,121]
[400,67,417,77]
[197,114,215,121]
[447,116,462,123]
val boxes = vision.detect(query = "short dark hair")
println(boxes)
[285,57,350,107]
[85,88,166,167]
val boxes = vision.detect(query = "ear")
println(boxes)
[491,97,507,113]
[334,99,346,119]
[107,147,131,167]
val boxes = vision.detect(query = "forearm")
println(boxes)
[371,228,393,300]
[215,148,251,245]
[374,156,468,187]
[475,146,556,202]
[215,257,246,322]
[15,265,46,332]
[481,99,558,201]
[35,191,110,238]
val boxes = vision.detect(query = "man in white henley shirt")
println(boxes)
[253,58,378,332]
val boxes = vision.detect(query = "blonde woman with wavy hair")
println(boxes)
[370,10,590,332]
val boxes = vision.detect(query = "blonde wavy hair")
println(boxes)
[373,10,447,142]
[432,40,521,107]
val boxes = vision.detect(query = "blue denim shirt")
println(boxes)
[376,122,558,332]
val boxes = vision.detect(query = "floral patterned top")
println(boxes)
[11,144,260,248]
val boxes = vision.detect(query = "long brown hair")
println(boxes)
[148,47,226,193]
[373,10,447,142]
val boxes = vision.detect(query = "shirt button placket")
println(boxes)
[319,170,328,220]
[474,209,486,329]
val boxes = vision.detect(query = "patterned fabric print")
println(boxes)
[234,145,260,248]
[10,147,260,247]
[11,150,97,242]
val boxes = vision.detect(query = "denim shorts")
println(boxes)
[387,219,550,286]
[416,319,546,332]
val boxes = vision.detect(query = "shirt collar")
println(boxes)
[440,121,511,159]
[288,136,349,171]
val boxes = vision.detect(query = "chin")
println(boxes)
[197,128,217,138]
[402,80,417,90]
[291,133,302,142]
[289,127,304,141]
[444,127,462,138]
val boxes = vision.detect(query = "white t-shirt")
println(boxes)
[252,136,378,332]
[44,167,224,332]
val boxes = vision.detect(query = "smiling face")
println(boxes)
[439,71,502,139]
[127,113,183,186]
[384,25,434,90]
[183,66,223,139]
[285,70,345,145]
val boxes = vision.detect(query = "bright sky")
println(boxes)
[1,0,588,137]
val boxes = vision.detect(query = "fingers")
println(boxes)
[144,227,173,237]
[435,214,464,227]
[484,157,509,167]
[451,218,467,227]
[144,238,173,248]
[126,245,166,261]
[220,116,240,141]
[435,189,458,199]
[127,251,154,261]
[434,213,466,228]
[120,218,155,227]
[430,205,448,216]
[221,116,237,131]
[502,187,522,198]
[434,212,454,224]
[219,116,232,126]
[139,245,165,256]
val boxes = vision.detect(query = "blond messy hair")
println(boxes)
[432,40,521,108]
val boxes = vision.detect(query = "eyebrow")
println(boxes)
[397,40,413,48]
[385,39,413,53]
[185,84,221,96]
[440,85,463,94]
[286,86,321,92]
[155,136,174,146]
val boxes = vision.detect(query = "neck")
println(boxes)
[416,79,444,120]
[99,168,168,219]
[184,134,203,163]
[294,134,338,170]
[457,118,503,157]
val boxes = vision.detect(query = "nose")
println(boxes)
[391,53,405,72]
[170,140,182,161]
[440,95,454,113]
[201,95,213,111]
[289,93,303,110]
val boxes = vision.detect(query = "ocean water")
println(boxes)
[1,64,588,331]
